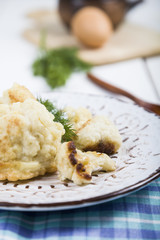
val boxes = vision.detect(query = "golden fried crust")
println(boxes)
[56,141,116,185]
[0,161,57,181]
[75,116,122,154]
[83,141,116,155]
[0,114,23,162]
[0,83,36,104]
[0,99,64,181]
[65,107,121,154]
[65,106,92,130]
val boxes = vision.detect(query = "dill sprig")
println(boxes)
[32,47,92,89]
[38,98,76,142]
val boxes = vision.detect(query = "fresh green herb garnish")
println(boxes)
[32,47,92,89]
[38,98,76,142]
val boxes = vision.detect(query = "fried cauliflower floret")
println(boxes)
[65,106,92,130]
[75,116,122,154]
[0,83,36,104]
[0,99,64,181]
[56,141,116,185]
[66,107,122,154]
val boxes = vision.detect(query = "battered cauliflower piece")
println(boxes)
[0,84,120,184]
[66,107,122,154]
[0,83,36,104]
[0,99,64,181]
[56,141,116,185]
[65,106,92,130]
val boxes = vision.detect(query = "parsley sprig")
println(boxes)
[32,47,92,89]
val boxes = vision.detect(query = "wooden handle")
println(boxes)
[87,73,160,116]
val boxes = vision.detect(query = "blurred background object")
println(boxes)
[0,0,160,105]
[59,0,143,28]
[71,6,113,48]
[23,0,160,65]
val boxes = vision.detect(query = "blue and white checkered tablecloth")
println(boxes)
[0,179,159,240]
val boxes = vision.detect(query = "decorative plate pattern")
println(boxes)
[0,92,160,211]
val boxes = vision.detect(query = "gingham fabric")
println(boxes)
[0,179,159,240]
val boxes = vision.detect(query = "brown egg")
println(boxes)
[71,6,113,48]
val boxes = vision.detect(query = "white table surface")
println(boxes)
[0,0,160,105]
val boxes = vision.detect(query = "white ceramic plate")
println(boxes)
[0,92,159,211]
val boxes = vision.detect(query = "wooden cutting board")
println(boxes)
[23,10,160,65]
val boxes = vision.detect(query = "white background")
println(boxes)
[0,0,160,104]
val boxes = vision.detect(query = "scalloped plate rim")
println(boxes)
[0,167,159,211]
